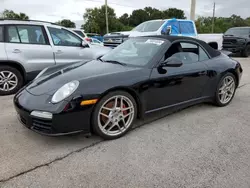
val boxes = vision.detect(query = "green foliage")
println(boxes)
[56,19,76,28]
[83,5,119,35]
[124,7,186,27]
[2,7,250,36]
[0,9,29,20]
[196,15,250,33]
[82,6,186,34]
[162,8,186,19]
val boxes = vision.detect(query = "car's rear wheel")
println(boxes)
[241,44,250,57]
[92,91,137,140]
[0,66,23,95]
[214,73,236,107]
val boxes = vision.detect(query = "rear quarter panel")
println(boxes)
[202,53,240,97]
[0,43,7,60]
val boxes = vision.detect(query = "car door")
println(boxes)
[0,25,7,60]
[46,26,88,64]
[146,41,210,111]
[4,24,55,74]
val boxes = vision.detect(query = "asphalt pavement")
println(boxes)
[0,57,250,188]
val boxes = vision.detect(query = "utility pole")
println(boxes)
[105,0,109,34]
[190,0,196,21]
[212,2,215,33]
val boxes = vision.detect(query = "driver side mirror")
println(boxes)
[161,26,172,35]
[160,57,183,67]
[81,41,89,48]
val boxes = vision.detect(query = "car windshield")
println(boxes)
[132,20,165,32]
[73,30,85,38]
[225,28,250,36]
[101,38,165,66]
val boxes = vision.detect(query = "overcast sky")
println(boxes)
[1,0,249,28]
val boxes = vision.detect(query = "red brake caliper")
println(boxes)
[101,101,128,123]
[122,104,128,116]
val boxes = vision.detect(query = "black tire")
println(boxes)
[91,90,137,140]
[214,72,237,107]
[0,66,23,95]
[241,44,250,57]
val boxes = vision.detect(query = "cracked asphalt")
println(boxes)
[0,57,250,188]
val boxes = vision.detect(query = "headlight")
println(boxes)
[238,39,246,43]
[51,80,79,103]
[35,68,48,79]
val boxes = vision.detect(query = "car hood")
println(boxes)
[104,31,159,38]
[25,60,141,96]
[223,35,249,40]
[128,31,158,37]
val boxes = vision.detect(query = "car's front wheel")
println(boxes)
[0,66,23,95]
[92,91,137,140]
[214,73,237,107]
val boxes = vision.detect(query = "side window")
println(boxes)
[179,21,196,36]
[199,47,209,61]
[7,26,21,43]
[0,26,3,42]
[7,25,47,44]
[16,25,46,44]
[165,42,199,64]
[48,27,82,47]
[162,20,180,35]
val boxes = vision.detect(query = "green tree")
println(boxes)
[83,5,123,35]
[0,9,29,20]
[129,9,150,26]
[119,13,130,26]
[162,8,186,19]
[229,14,247,27]
[246,17,250,25]
[144,7,163,19]
[56,19,76,28]
[196,15,249,34]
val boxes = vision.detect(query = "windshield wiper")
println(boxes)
[103,60,127,66]
[97,57,104,62]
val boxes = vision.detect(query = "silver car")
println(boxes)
[0,19,111,95]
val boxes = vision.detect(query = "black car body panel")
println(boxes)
[13,35,243,136]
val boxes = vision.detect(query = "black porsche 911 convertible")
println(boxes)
[14,35,243,140]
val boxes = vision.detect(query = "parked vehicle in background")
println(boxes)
[222,27,250,57]
[72,30,104,46]
[0,19,111,95]
[86,33,103,42]
[103,18,222,50]
[90,38,103,46]
[71,29,92,42]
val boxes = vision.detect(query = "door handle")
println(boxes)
[12,49,21,53]
[198,71,207,76]
[55,50,63,54]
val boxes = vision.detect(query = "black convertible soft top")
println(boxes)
[142,35,221,58]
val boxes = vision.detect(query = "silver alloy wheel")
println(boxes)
[0,71,18,92]
[98,95,135,136]
[218,75,236,104]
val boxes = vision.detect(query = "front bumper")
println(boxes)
[103,36,128,47]
[13,89,93,136]
[222,44,245,53]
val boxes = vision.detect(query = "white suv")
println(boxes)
[0,19,111,95]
